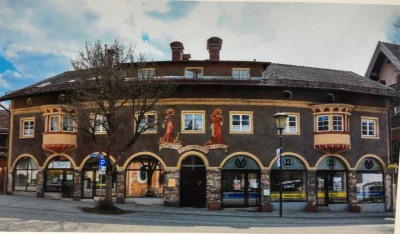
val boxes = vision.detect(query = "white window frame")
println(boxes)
[317,115,330,132]
[332,115,343,131]
[229,111,253,134]
[93,114,108,134]
[20,118,35,138]
[49,116,60,132]
[138,68,155,79]
[62,115,75,132]
[181,111,205,133]
[184,67,203,79]
[232,68,250,79]
[283,113,300,135]
[136,111,157,134]
[361,117,379,139]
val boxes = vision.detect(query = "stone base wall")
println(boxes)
[260,169,270,203]
[306,171,316,204]
[385,173,393,211]
[163,169,179,207]
[36,171,44,198]
[206,169,221,203]
[116,170,126,204]
[73,170,81,201]
[347,171,357,207]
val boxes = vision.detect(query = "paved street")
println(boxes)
[0,194,395,233]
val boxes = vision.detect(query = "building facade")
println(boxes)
[1,37,397,212]
[0,110,9,194]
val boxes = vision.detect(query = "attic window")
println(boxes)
[36,82,51,87]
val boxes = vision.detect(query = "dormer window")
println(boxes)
[232,68,250,79]
[185,67,203,78]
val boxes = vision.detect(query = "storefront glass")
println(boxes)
[82,157,116,198]
[125,156,164,197]
[45,156,74,198]
[317,156,347,205]
[222,156,260,207]
[14,157,38,192]
[270,156,307,201]
[356,158,384,203]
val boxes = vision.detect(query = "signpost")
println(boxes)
[98,158,107,175]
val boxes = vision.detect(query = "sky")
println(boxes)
[1,0,400,105]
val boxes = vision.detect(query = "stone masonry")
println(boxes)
[206,169,221,203]
[163,169,179,207]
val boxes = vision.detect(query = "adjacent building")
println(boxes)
[0,37,397,212]
[0,110,9,194]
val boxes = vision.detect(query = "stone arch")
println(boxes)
[268,152,311,170]
[177,151,209,168]
[219,152,264,169]
[12,154,41,171]
[78,152,117,171]
[123,151,167,170]
[354,154,386,171]
[314,153,351,170]
[43,153,77,169]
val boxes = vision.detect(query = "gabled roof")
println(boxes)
[365,41,400,78]
[0,61,397,102]
[263,64,397,96]
[0,111,9,130]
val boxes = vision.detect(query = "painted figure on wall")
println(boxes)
[204,108,226,145]
[160,108,179,144]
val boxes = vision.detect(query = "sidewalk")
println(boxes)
[0,194,395,219]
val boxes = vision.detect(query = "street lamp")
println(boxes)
[273,112,289,218]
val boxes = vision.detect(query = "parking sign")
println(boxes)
[98,158,107,175]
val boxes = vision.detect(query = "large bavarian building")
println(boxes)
[1,37,397,212]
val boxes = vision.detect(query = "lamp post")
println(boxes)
[273,112,289,218]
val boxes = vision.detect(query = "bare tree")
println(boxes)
[64,39,175,209]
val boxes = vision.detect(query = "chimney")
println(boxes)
[170,41,184,61]
[207,37,223,61]
[182,54,191,61]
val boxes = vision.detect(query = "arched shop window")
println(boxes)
[125,156,164,198]
[270,155,307,202]
[14,157,38,192]
[316,156,347,205]
[222,156,261,207]
[356,158,384,203]
[45,156,74,198]
[82,157,116,198]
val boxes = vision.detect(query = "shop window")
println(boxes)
[283,113,300,135]
[185,67,203,78]
[20,118,35,138]
[125,156,164,198]
[45,156,74,198]
[361,117,379,138]
[136,112,157,133]
[181,111,205,133]
[232,68,250,79]
[270,156,307,202]
[138,68,155,79]
[230,111,253,134]
[13,157,38,192]
[82,157,115,198]
[356,158,384,203]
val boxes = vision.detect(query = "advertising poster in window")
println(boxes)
[333,176,342,191]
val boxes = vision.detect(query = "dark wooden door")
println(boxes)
[180,167,206,208]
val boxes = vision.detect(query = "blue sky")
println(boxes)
[1,0,400,106]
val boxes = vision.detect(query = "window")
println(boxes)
[332,115,343,131]
[20,118,35,137]
[49,116,60,132]
[185,67,203,78]
[270,156,307,202]
[137,112,157,133]
[125,156,164,198]
[14,157,38,192]
[182,111,205,133]
[232,68,250,79]
[283,114,300,134]
[317,115,329,132]
[356,173,384,203]
[62,116,74,132]
[362,117,378,138]
[138,68,155,79]
[93,114,108,133]
[230,111,252,134]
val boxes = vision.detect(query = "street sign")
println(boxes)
[276,148,281,167]
[90,153,102,158]
[98,158,108,175]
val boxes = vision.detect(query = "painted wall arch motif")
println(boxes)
[316,155,348,170]
[222,156,260,170]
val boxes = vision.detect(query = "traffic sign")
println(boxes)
[98,158,108,175]
[90,153,102,158]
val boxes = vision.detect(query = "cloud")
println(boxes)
[145,1,199,22]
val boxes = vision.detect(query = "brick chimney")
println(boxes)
[170,41,184,61]
[207,37,223,61]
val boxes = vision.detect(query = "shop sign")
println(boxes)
[52,161,71,169]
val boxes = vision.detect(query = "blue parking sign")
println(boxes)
[98,158,108,167]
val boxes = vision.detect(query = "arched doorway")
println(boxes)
[316,156,348,206]
[82,157,116,198]
[221,156,261,208]
[13,157,38,192]
[180,155,206,208]
[356,157,384,204]
[125,156,164,198]
[45,156,74,198]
